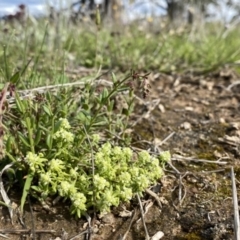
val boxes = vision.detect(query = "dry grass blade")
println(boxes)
[158,132,175,146]
[231,167,240,240]
[172,154,228,165]
[7,79,113,104]
[0,163,14,222]
[0,233,9,239]
[0,229,56,234]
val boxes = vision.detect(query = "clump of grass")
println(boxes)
[1,16,240,79]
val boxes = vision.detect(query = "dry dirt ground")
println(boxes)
[1,68,240,240]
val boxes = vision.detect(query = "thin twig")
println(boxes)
[0,229,56,234]
[227,80,240,91]
[167,161,181,175]
[0,233,9,239]
[158,132,175,146]
[7,79,112,102]
[145,189,162,209]
[231,167,240,240]
[136,201,154,224]
[172,154,228,165]
[137,193,150,240]
[69,229,90,240]
[200,196,214,205]
[121,210,137,240]
[178,175,187,206]
[200,169,226,174]
[166,164,189,206]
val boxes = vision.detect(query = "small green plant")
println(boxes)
[26,129,168,217]
[2,70,170,217]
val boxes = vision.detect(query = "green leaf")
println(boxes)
[31,186,41,192]
[0,200,12,208]
[101,88,108,101]
[6,136,14,152]
[18,132,30,147]
[92,120,107,127]
[15,93,25,113]
[54,120,62,132]
[46,134,53,150]
[25,117,32,130]
[10,58,32,85]
[39,124,49,132]
[78,112,86,122]
[82,103,89,110]
[20,171,34,212]
[43,105,52,116]
[5,151,17,163]
[96,96,102,104]
[122,108,129,116]
[9,71,20,84]
[107,99,114,112]
[111,72,117,83]
[34,129,42,146]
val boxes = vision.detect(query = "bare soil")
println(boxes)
[1,68,240,240]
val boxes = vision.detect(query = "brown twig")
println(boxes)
[137,193,150,240]
[69,229,91,240]
[145,189,162,209]
[121,209,137,240]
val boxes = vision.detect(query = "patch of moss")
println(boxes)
[183,233,202,240]
[217,180,231,196]
[197,152,216,160]
[174,233,202,240]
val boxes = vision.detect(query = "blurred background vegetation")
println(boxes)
[0,0,240,83]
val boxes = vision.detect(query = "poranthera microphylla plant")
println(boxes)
[2,70,170,218]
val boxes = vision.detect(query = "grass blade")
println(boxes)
[20,171,34,213]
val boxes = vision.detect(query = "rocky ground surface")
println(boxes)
[1,68,240,240]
